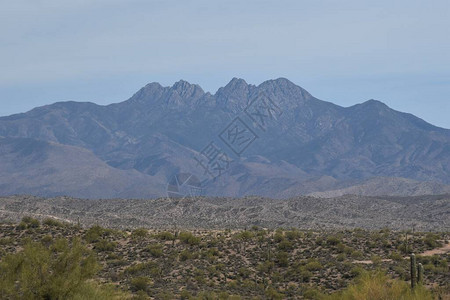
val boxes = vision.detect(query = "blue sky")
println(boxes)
[1,0,449,128]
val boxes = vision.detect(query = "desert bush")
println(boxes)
[276,251,289,267]
[17,216,40,229]
[154,231,175,241]
[41,234,53,246]
[265,286,284,299]
[84,225,105,243]
[179,249,193,261]
[322,271,433,300]
[0,238,13,246]
[389,251,404,261]
[146,244,163,258]
[351,250,363,260]
[326,235,341,246]
[336,253,346,261]
[125,262,161,278]
[235,230,253,241]
[43,218,64,227]
[274,232,284,243]
[155,290,174,299]
[130,276,150,292]
[305,259,322,271]
[0,238,123,299]
[180,290,192,299]
[371,255,382,266]
[179,232,200,245]
[278,239,293,251]
[94,239,116,252]
[71,282,128,300]
[238,267,251,279]
[299,268,313,282]
[349,266,364,278]
[423,233,441,248]
[16,221,28,230]
[285,229,302,240]
[131,228,148,239]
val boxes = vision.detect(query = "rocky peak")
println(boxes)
[214,78,252,111]
[126,82,166,105]
[259,78,311,98]
[224,77,249,90]
[171,80,205,99]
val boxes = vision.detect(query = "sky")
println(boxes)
[1,0,449,128]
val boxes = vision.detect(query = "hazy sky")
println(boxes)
[1,0,449,128]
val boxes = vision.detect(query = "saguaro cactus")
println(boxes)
[410,253,417,289]
[417,263,424,284]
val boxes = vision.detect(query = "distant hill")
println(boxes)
[0,137,164,198]
[1,78,449,198]
[0,194,448,230]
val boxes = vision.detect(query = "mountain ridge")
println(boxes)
[0,78,449,199]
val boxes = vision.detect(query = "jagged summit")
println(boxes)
[170,80,205,100]
[216,78,250,95]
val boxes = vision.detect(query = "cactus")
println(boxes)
[410,253,417,289]
[417,263,424,284]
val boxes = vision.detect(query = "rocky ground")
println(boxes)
[0,219,448,299]
[0,194,448,231]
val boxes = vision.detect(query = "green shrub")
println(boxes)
[154,231,175,241]
[41,235,53,246]
[0,237,13,246]
[179,232,200,245]
[238,267,251,278]
[17,217,40,229]
[278,239,293,251]
[371,255,382,266]
[179,250,193,261]
[155,291,174,299]
[351,250,363,260]
[349,266,364,278]
[71,282,129,300]
[285,229,301,240]
[276,251,289,267]
[0,238,107,299]
[336,253,346,261]
[124,262,161,279]
[265,286,284,299]
[274,232,284,243]
[130,276,150,292]
[322,271,433,300]
[180,290,192,299]
[423,233,441,248]
[326,235,341,246]
[94,239,116,252]
[146,244,163,258]
[84,225,105,243]
[16,221,28,230]
[131,228,148,239]
[303,287,321,299]
[43,218,64,227]
[389,251,404,262]
[299,268,313,282]
[305,260,322,271]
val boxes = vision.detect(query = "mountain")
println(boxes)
[0,137,165,198]
[307,177,450,198]
[0,78,449,198]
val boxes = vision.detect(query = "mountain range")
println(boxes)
[1,78,449,199]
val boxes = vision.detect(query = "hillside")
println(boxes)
[0,194,448,231]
